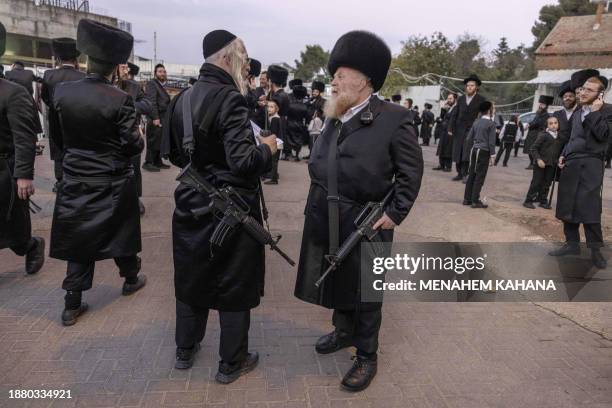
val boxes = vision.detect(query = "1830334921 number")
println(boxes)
[9,389,72,399]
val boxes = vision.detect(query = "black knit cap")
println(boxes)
[267,65,289,86]
[52,37,80,60]
[203,29,237,59]
[127,62,139,76]
[538,95,554,106]
[0,21,5,57]
[328,30,391,92]
[311,80,325,93]
[558,80,574,98]
[292,85,308,99]
[391,94,401,102]
[289,78,303,89]
[77,19,133,64]
[249,58,261,77]
[464,74,482,86]
[479,100,492,113]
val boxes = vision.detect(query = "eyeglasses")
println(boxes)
[577,86,600,94]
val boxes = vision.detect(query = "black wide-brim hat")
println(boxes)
[77,19,133,64]
[464,74,482,86]
[52,37,80,60]
[570,69,600,91]
[292,85,308,99]
[127,62,139,76]
[288,78,303,89]
[538,95,554,105]
[558,80,574,98]
[249,59,261,77]
[391,94,401,102]
[0,21,5,57]
[328,30,391,92]
[311,80,325,93]
[267,65,288,86]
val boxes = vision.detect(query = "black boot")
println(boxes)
[25,237,45,275]
[548,243,580,257]
[341,355,378,392]
[471,201,488,209]
[215,351,259,384]
[62,302,88,326]
[523,202,536,209]
[175,343,201,369]
[122,275,147,296]
[452,174,463,181]
[315,330,352,354]
[592,249,607,269]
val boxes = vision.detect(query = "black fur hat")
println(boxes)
[558,80,574,98]
[328,30,391,92]
[463,74,482,86]
[311,80,325,93]
[249,59,261,77]
[52,37,80,60]
[288,78,303,89]
[77,19,133,64]
[479,100,492,114]
[127,62,139,76]
[0,21,5,57]
[391,94,401,102]
[292,85,308,99]
[267,65,288,86]
[538,95,554,106]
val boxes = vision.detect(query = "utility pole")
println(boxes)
[153,31,157,66]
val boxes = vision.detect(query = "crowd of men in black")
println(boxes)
[0,17,610,392]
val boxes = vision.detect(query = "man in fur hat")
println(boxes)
[448,74,487,181]
[305,80,327,158]
[49,19,146,326]
[523,95,553,169]
[0,21,46,276]
[294,30,424,392]
[41,37,85,192]
[550,69,611,269]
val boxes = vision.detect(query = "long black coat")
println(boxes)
[0,79,38,250]
[420,110,435,142]
[449,93,486,163]
[436,105,456,159]
[6,67,37,95]
[41,66,86,160]
[523,109,550,154]
[120,79,152,116]
[49,74,143,262]
[294,96,424,311]
[556,105,611,224]
[286,95,310,148]
[169,63,272,311]
[145,79,170,151]
[530,131,557,166]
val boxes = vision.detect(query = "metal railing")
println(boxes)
[37,0,90,13]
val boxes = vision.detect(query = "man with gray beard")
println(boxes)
[294,30,424,391]
[167,30,277,383]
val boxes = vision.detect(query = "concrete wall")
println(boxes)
[0,0,117,39]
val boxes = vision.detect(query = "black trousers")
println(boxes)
[439,157,452,169]
[464,148,491,203]
[175,299,250,365]
[268,151,280,181]
[525,165,555,203]
[145,122,162,165]
[62,255,140,292]
[333,308,382,356]
[53,155,63,182]
[10,237,36,257]
[494,142,513,166]
[563,222,604,249]
[131,155,143,197]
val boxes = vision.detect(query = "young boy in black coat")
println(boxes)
[523,116,559,209]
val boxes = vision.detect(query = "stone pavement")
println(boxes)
[1,143,612,408]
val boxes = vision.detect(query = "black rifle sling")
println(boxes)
[327,120,342,254]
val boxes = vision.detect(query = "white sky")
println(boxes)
[92,0,556,66]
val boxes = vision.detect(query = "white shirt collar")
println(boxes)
[481,115,491,120]
[340,95,371,123]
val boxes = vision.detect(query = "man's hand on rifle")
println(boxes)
[261,133,278,155]
[372,212,396,230]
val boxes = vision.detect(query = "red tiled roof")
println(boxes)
[536,14,612,55]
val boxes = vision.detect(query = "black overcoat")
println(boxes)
[436,106,456,159]
[523,109,550,154]
[449,93,485,163]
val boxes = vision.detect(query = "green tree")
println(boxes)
[293,44,330,82]
[531,0,597,51]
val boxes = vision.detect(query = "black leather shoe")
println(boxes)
[264,179,278,185]
[525,164,533,170]
[548,243,580,257]
[175,343,201,369]
[523,202,536,209]
[215,351,259,384]
[471,201,488,209]
[432,166,443,171]
[139,200,146,216]
[122,275,146,296]
[62,302,88,326]
[155,162,171,169]
[442,168,452,172]
[452,175,463,181]
[503,163,508,167]
[462,200,472,206]
[142,163,160,172]
[341,355,378,392]
[25,237,45,275]
[592,250,607,269]
[315,330,352,354]
[539,202,551,209]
